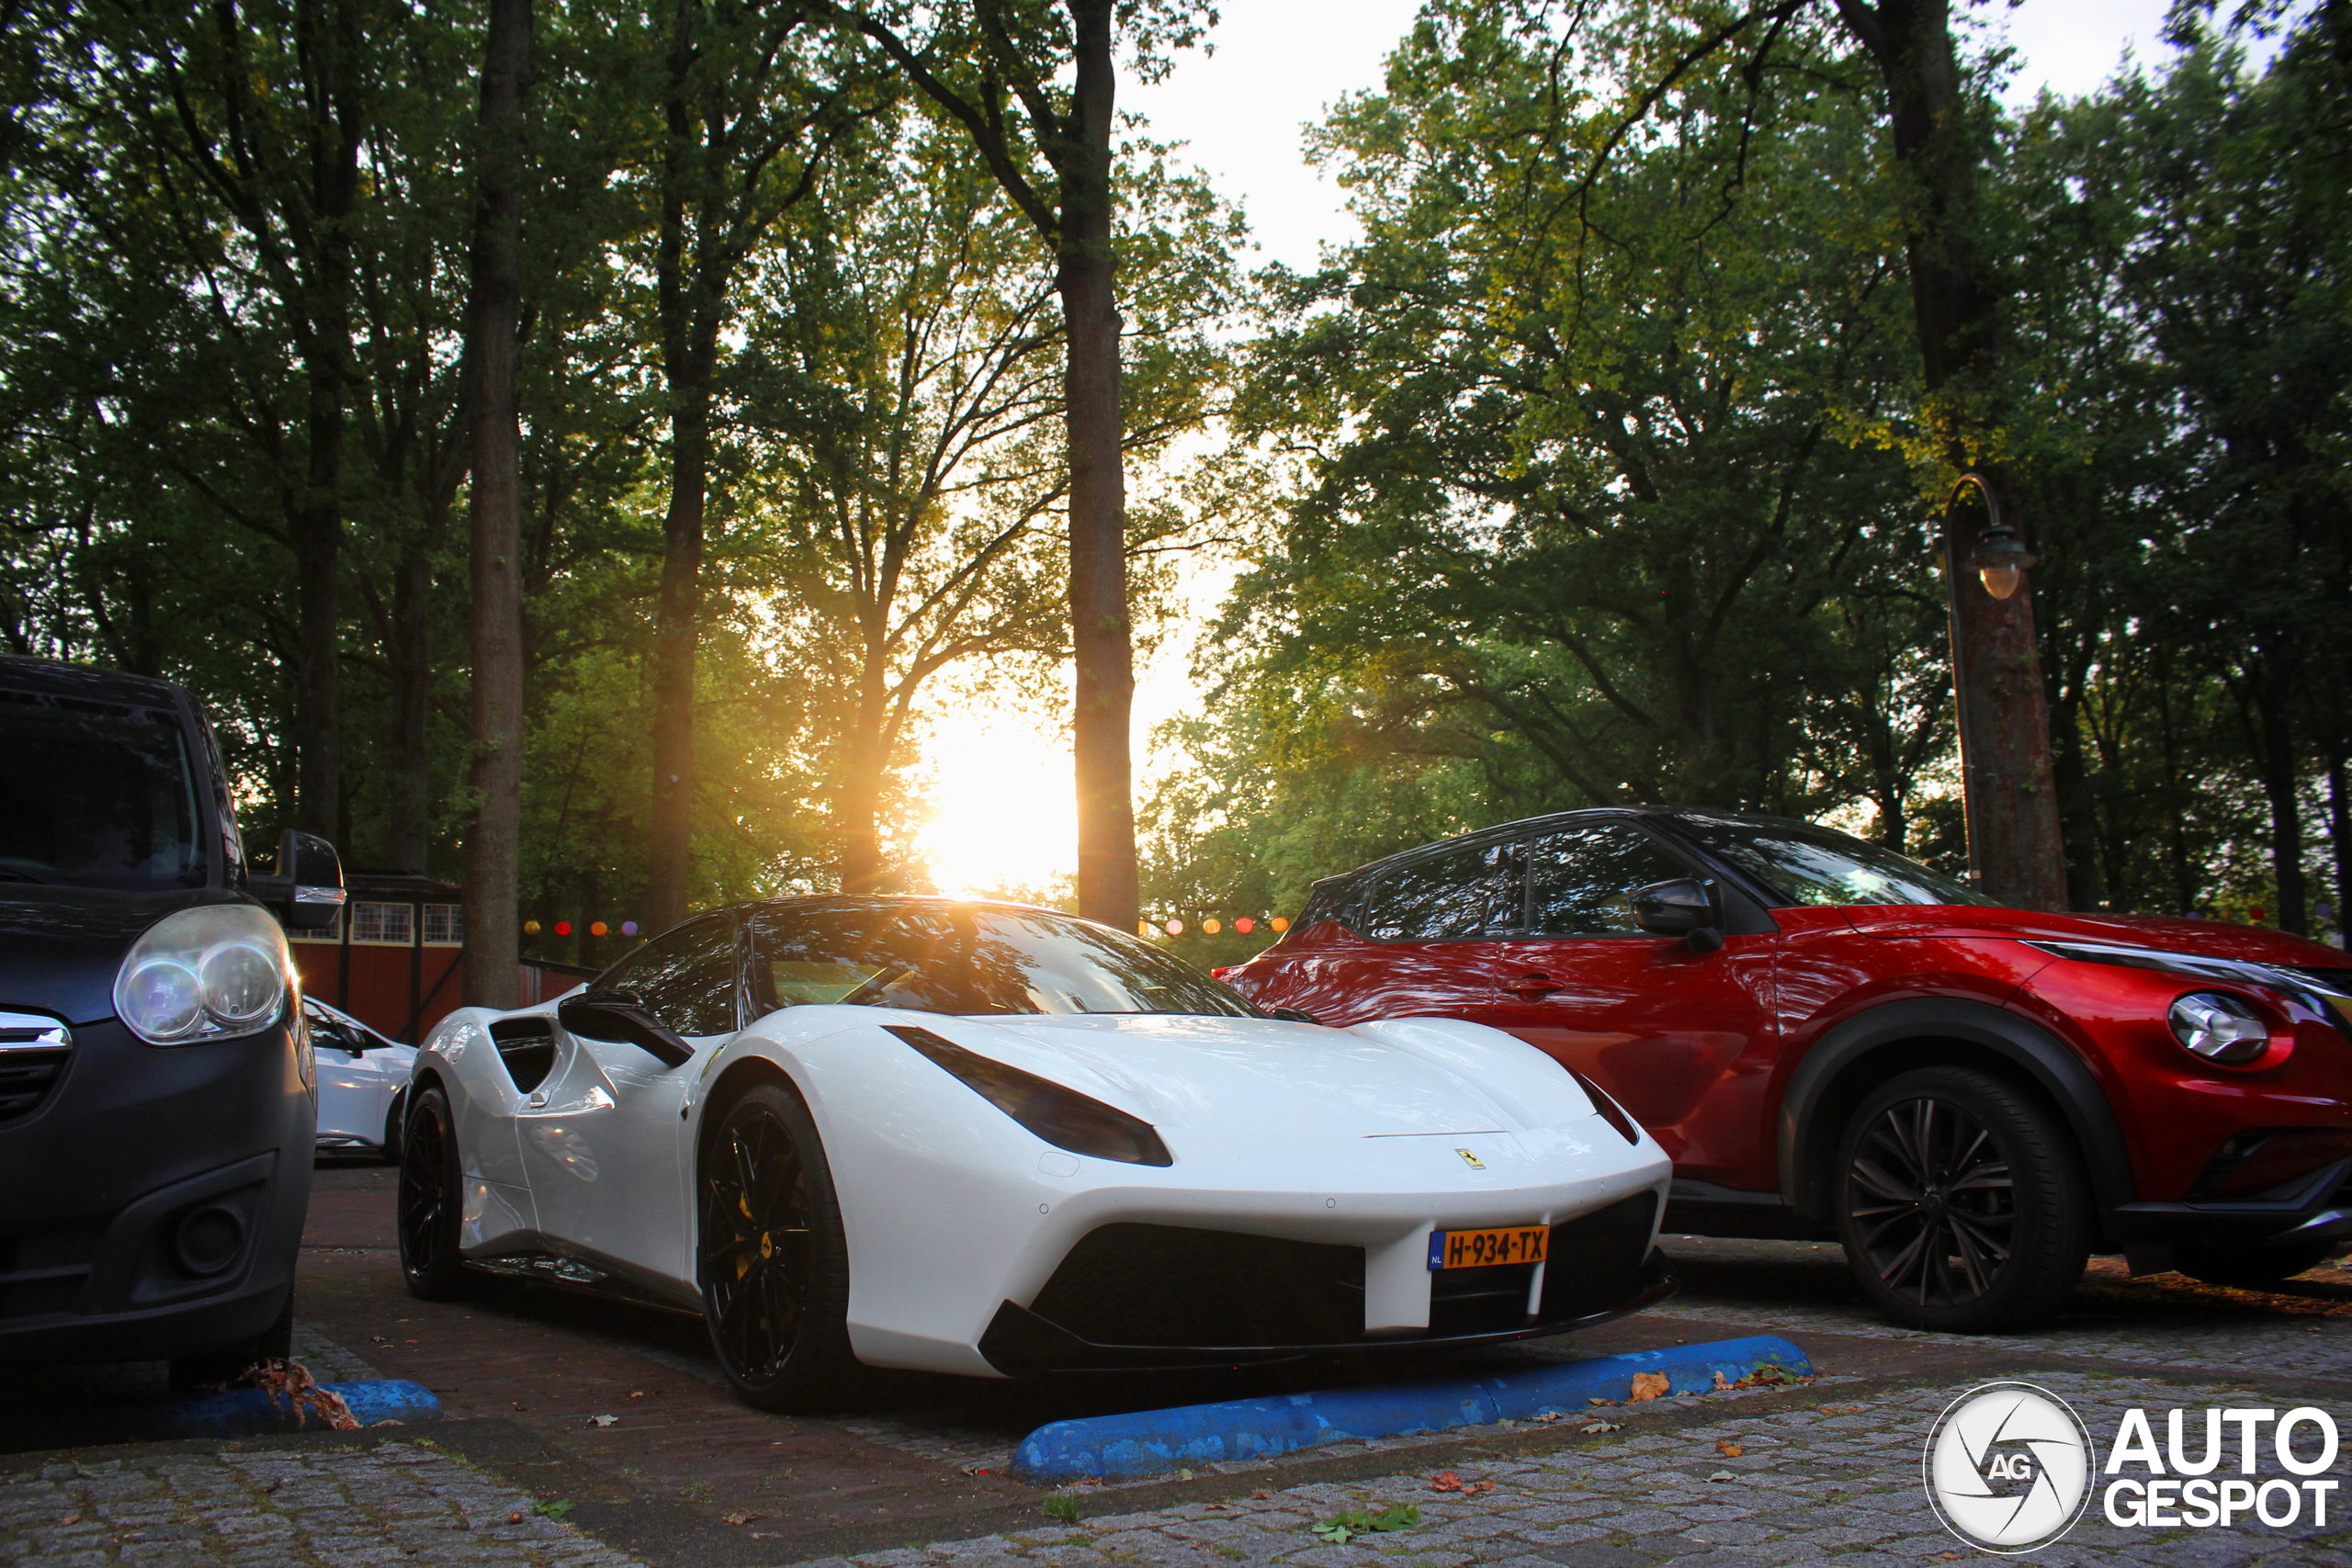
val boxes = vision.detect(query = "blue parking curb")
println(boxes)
[90,1380,444,1443]
[1010,1335,1810,1483]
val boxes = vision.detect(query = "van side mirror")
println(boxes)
[558,991,694,1068]
[256,829,345,931]
[1631,879,1724,953]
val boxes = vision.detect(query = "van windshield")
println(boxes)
[0,694,204,888]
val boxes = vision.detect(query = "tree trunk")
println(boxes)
[383,531,435,873]
[292,335,347,841]
[1058,0,1136,931]
[1838,0,2066,910]
[2046,668,2103,911]
[287,0,363,840]
[645,380,707,933]
[2327,755,2349,943]
[643,16,717,937]
[837,660,890,895]
[459,0,532,1011]
[2254,679,2309,936]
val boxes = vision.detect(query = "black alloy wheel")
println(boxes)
[1835,1066,2088,1333]
[397,1085,471,1300]
[697,1080,854,1411]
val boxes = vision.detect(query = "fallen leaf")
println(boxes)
[506,1514,522,1525]
[723,1512,763,1526]
[1587,1396,1612,1406]
[1628,1372,1670,1403]
[1578,1420,1623,1435]
[588,1415,617,1427]
[1252,1490,1272,1500]
[1713,1371,1735,1392]
[1467,1482,1496,1497]
[59,1515,80,1527]
[1430,1472,1464,1493]
[629,1391,646,1398]
[1716,1442,1744,1459]
[1706,1471,1736,1483]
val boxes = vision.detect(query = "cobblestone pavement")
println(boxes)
[1659,1239,2352,1382]
[0,1440,636,1568]
[807,1374,2352,1568]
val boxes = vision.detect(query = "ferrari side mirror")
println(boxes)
[558,994,694,1068]
[1631,879,1724,953]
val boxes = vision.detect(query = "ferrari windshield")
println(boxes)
[1671,815,1997,908]
[749,900,1257,1018]
[0,691,203,888]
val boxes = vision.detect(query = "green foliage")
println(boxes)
[1143,0,2352,938]
[1310,1503,1419,1543]
[1041,1494,1083,1523]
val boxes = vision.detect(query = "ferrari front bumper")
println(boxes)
[977,1189,1674,1375]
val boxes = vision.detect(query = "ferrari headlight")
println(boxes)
[116,904,293,1045]
[2168,992,2269,1065]
[887,1025,1173,1166]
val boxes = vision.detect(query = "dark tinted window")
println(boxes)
[1524,825,1692,937]
[597,916,739,1036]
[1673,815,1996,908]
[750,900,1253,1018]
[1359,840,1521,941]
[0,694,201,888]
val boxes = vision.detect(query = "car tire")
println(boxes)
[696,1078,857,1412]
[1834,1066,2089,1333]
[398,1085,472,1301]
[167,1286,294,1391]
[2173,1238,2339,1289]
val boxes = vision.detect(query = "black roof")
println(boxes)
[0,654,195,712]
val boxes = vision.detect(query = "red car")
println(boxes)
[1224,808,2352,1332]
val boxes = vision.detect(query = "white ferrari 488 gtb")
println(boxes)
[398,897,1674,1409]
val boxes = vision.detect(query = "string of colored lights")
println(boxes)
[521,919,640,939]
[1138,916,1289,938]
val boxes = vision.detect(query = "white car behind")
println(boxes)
[309,996,414,1161]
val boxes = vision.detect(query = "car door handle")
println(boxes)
[1503,975,1566,1000]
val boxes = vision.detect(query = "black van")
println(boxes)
[0,656,343,1385]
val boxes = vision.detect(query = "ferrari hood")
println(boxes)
[927,1010,1597,1139]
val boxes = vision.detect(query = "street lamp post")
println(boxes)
[1939,472,2067,909]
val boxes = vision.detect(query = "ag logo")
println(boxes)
[1923,1382,2093,1552]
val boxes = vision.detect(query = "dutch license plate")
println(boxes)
[1428,1224,1549,1270]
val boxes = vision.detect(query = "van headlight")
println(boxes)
[115,905,293,1044]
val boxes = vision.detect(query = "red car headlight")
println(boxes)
[2167,992,2270,1066]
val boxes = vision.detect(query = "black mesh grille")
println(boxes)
[1028,1223,1365,1348]
[1429,1261,1535,1336]
[0,1045,69,1122]
[1541,1191,1658,1320]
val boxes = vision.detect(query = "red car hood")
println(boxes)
[1840,904,2349,970]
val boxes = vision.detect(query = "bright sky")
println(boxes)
[910,0,2188,902]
